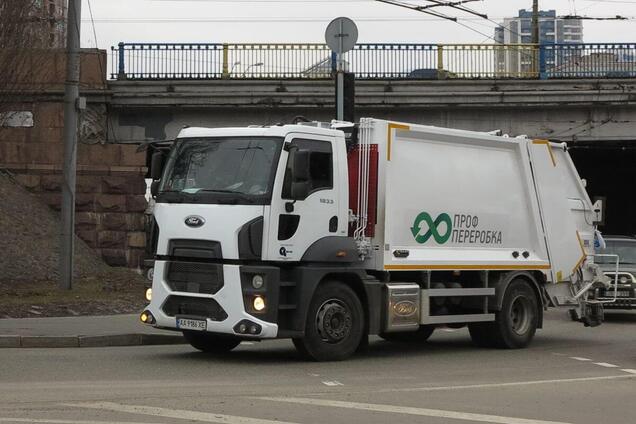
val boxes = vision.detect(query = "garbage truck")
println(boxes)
[140,118,608,361]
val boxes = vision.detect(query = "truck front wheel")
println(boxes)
[182,331,241,353]
[470,279,538,349]
[293,281,365,361]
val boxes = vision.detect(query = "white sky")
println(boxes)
[81,0,636,49]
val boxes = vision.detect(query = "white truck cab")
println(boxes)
[141,119,608,361]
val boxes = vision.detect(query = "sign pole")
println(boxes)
[336,53,344,121]
[325,17,357,122]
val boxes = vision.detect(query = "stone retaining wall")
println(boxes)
[0,49,148,269]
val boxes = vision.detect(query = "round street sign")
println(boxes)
[325,17,358,54]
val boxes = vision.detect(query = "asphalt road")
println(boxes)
[0,310,634,424]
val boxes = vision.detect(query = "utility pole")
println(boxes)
[531,0,539,75]
[531,0,539,45]
[60,0,82,290]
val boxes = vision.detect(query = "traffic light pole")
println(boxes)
[60,0,81,290]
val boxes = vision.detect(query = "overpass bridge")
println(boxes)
[107,41,636,144]
[108,78,636,144]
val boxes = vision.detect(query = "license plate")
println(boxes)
[176,317,207,331]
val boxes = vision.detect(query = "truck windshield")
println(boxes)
[158,136,283,204]
[596,240,636,265]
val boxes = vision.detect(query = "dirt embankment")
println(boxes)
[0,172,147,318]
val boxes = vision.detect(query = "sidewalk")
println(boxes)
[0,314,185,348]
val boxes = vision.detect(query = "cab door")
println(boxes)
[264,133,343,261]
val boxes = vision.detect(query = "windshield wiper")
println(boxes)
[191,189,257,203]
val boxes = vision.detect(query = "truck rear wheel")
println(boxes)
[379,325,435,343]
[182,331,241,353]
[472,279,538,349]
[293,281,365,362]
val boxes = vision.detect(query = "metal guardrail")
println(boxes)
[110,42,636,80]
[541,43,636,79]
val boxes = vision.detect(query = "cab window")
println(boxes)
[282,139,333,199]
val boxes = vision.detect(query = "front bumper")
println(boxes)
[145,260,279,338]
[595,284,636,309]
[595,296,636,309]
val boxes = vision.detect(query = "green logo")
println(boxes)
[411,212,452,244]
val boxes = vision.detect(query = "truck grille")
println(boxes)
[162,295,228,321]
[166,261,224,295]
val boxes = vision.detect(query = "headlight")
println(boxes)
[619,276,628,284]
[253,295,266,311]
[252,275,264,289]
[145,288,152,302]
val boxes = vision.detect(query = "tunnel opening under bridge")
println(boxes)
[569,141,636,237]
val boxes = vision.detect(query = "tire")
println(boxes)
[182,331,241,353]
[292,281,365,361]
[379,325,435,343]
[489,279,539,349]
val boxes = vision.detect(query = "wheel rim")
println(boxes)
[510,295,531,336]
[315,298,352,343]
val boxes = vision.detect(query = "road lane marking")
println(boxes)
[258,397,571,424]
[64,402,298,424]
[0,419,163,424]
[593,362,618,368]
[621,369,636,374]
[366,374,636,394]
[321,381,343,386]
[569,357,591,361]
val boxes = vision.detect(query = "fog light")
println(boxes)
[252,275,264,289]
[145,288,152,302]
[140,310,155,324]
[239,323,247,333]
[249,325,258,334]
[253,295,266,311]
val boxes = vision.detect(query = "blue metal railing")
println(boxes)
[110,42,636,80]
[541,43,636,79]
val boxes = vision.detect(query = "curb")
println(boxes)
[0,333,185,348]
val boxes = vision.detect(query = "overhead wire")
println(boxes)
[375,0,457,21]
[375,0,542,72]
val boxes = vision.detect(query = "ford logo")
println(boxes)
[184,215,205,228]
[393,300,417,317]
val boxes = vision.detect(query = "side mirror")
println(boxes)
[150,151,164,181]
[150,180,160,198]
